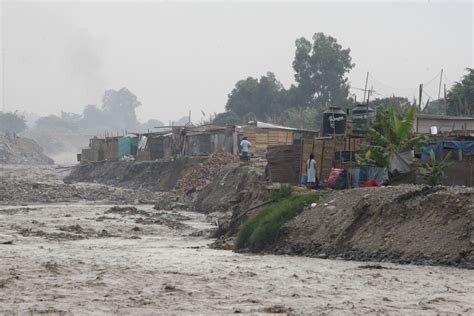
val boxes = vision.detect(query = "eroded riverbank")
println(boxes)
[1,165,473,314]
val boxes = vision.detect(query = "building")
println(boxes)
[415,114,474,134]
[237,121,320,156]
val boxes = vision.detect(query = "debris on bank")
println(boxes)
[173,151,237,194]
[0,134,54,165]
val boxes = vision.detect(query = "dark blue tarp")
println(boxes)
[421,141,474,160]
[351,166,385,188]
[421,143,443,160]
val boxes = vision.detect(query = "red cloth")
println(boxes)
[362,179,380,187]
[327,168,344,187]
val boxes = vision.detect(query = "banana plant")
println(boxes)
[358,106,426,167]
[420,150,452,185]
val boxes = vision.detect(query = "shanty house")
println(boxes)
[236,121,320,156]
[136,129,183,161]
[183,126,227,156]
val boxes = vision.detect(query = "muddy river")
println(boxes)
[0,166,473,314]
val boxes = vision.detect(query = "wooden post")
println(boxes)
[320,139,325,180]
[363,72,369,102]
[419,84,423,111]
[438,69,443,100]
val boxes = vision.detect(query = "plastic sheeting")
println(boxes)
[118,137,139,158]
[421,141,474,160]
[388,151,414,174]
[351,166,386,188]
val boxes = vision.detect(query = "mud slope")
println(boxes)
[272,185,474,268]
[0,135,54,165]
[65,158,205,191]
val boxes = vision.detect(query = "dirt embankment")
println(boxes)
[152,156,270,244]
[65,157,206,192]
[270,185,474,268]
[0,135,54,165]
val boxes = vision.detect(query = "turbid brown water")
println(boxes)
[0,165,473,314]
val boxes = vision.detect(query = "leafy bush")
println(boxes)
[420,149,452,185]
[270,184,294,201]
[235,192,319,251]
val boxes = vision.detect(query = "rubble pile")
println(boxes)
[0,135,54,165]
[173,151,237,194]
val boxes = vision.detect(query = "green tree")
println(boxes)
[102,87,142,129]
[81,104,107,134]
[292,33,354,108]
[213,111,241,126]
[225,72,287,120]
[369,96,413,113]
[357,106,425,167]
[34,115,79,133]
[446,68,474,116]
[422,99,447,115]
[0,111,27,134]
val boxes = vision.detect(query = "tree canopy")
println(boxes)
[293,33,354,108]
[216,33,354,127]
[446,68,474,116]
[225,72,287,120]
[101,87,142,129]
[0,111,27,134]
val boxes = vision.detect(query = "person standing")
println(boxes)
[240,137,252,159]
[307,153,317,189]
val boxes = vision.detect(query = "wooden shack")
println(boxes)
[137,132,176,161]
[300,136,365,182]
[236,122,319,156]
[80,137,105,162]
[183,126,227,156]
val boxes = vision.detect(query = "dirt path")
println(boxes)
[1,165,473,314]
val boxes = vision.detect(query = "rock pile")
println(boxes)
[173,151,237,194]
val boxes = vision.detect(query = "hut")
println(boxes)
[182,125,227,156]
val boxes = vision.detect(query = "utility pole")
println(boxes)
[438,69,443,100]
[366,86,373,127]
[418,84,423,112]
[362,72,369,102]
[1,47,4,113]
[444,83,447,107]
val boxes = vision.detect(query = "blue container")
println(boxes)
[301,175,308,184]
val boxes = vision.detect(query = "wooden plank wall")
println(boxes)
[301,136,365,182]
[242,127,294,155]
[267,145,302,184]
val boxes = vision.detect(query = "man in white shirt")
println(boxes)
[240,137,251,159]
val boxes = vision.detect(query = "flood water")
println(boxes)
[0,166,473,314]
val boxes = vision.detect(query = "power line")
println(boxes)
[368,74,416,91]
[422,71,441,86]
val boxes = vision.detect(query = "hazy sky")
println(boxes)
[1,1,473,123]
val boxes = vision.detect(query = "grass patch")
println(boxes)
[235,191,319,251]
